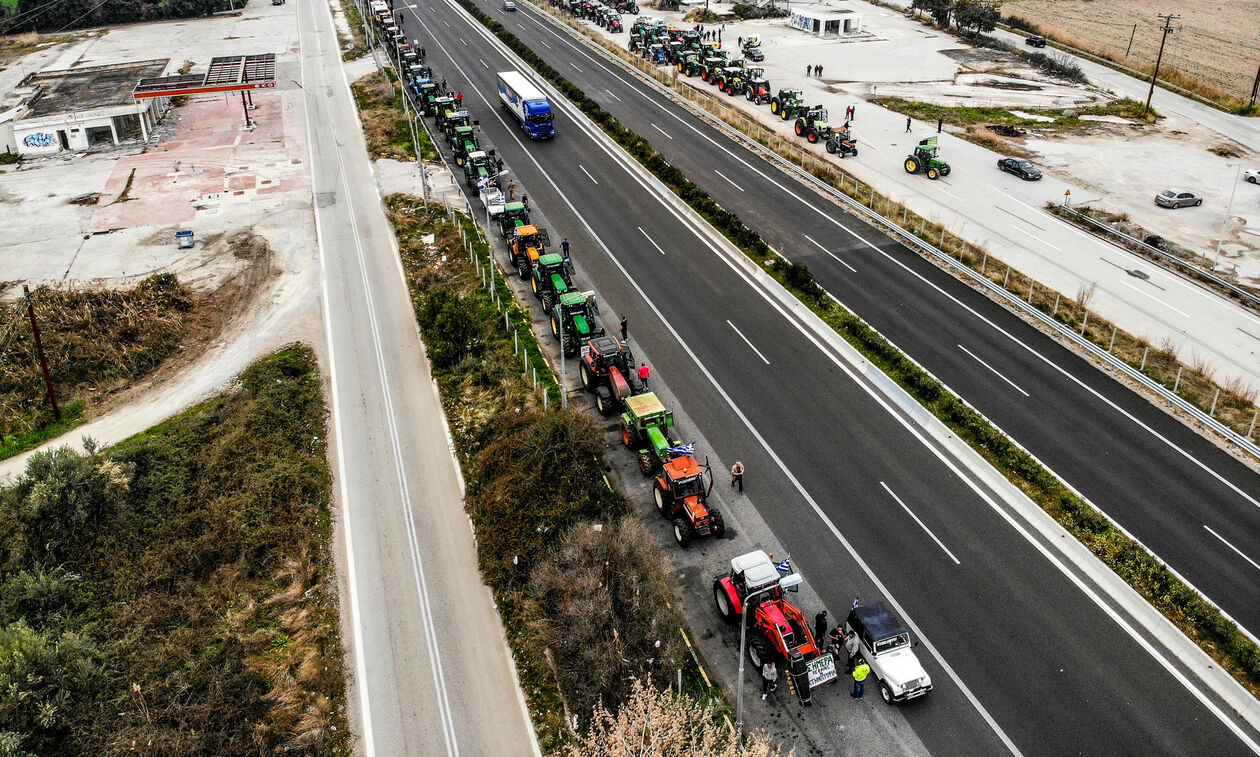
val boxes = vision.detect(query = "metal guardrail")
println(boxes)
[1056,205,1260,310]
[555,23,1260,460]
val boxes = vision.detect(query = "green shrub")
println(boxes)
[419,288,482,369]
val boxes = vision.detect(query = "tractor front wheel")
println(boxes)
[745,87,754,101]
[580,362,594,389]
[781,109,791,121]
[826,139,837,154]
[904,156,920,174]
[541,291,555,311]
[748,637,772,670]
[517,259,530,279]
[926,167,940,180]
[940,164,951,177]
[710,509,726,538]
[794,120,804,136]
[620,419,634,447]
[714,580,737,625]
[530,275,539,297]
[637,451,654,476]
[550,315,560,339]
[807,130,819,143]
[771,101,780,115]
[673,517,694,547]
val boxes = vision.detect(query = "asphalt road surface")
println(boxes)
[397,0,1259,753]
[298,2,538,755]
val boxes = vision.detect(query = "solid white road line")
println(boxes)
[579,164,599,184]
[714,169,744,191]
[958,344,1030,397]
[881,482,961,565]
[651,122,673,139]
[1204,525,1260,574]
[1119,279,1191,318]
[803,233,857,272]
[638,226,666,255]
[727,320,771,365]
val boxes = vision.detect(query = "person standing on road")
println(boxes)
[852,658,870,699]
[906,116,912,132]
[806,63,812,77]
[561,237,571,256]
[638,363,651,388]
[730,460,745,493]
[844,630,860,673]
[507,179,516,200]
[818,64,824,77]
[620,315,628,341]
[522,194,529,209]
[937,116,943,133]
[814,611,828,645]
[456,91,464,106]
[761,660,778,700]
[827,626,844,657]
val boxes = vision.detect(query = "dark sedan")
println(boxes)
[743,46,764,62]
[997,157,1042,180]
[1026,35,1047,47]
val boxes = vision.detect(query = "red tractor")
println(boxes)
[579,335,642,415]
[713,551,839,705]
[653,455,725,547]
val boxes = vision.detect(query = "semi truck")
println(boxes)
[496,71,554,140]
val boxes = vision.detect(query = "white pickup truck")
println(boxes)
[845,602,933,704]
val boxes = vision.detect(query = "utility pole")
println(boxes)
[1125,24,1136,58]
[1144,13,1180,115]
[23,285,60,421]
[1250,63,1260,108]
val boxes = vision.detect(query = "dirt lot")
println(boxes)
[1002,0,1260,102]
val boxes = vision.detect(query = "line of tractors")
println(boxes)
[383,1,896,709]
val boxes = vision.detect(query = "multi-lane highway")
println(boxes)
[297,1,538,755]
[395,0,1260,753]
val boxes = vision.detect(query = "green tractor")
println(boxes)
[497,201,530,238]
[430,94,455,124]
[463,150,498,189]
[793,106,831,144]
[530,252,575,310]
[551,291,603,357]
[771,88,805,120]
[450,126,480,167]
[678,51,700,75]
[699,55,727,83]
[415,82,441,115]
[619,393,685,475]
[717,65,747,96]
[904,136,951,180]
[442,110,473,145]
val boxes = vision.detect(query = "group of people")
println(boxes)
[759,611,871,701]
[807,63,825,77]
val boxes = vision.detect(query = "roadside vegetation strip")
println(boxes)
[452,0,1260,695]
[540,10,1260,447]
[0,345,350,756]
[0,274,195,461]
[384,197,727,751]
[339,0,369,61]
[869,96,1156,129]
[350,70,439,161]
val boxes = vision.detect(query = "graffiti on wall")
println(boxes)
[23,133,57,148]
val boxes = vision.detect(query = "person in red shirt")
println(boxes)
[637,364,650,388]
[456,91,464,106]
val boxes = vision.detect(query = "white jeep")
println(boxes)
[845,602,932,704]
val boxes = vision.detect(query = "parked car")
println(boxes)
[1026,35,1047,48]
[1245,168,1260,184]
[845,602,932,704]
[997,157,1042,181]
[743,46,765,62]
[1155,189,1202,208]
[503,0,516,9]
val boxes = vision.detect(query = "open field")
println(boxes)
[1003,0,1260,104]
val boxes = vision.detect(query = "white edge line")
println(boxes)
[958,344,1030,397]
[726,319,771,365]
[880,481,961,565]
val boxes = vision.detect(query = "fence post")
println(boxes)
[1173,365,1183,392]
[514,330,518,354]
[1080,310,1089,335]
[1249,410,1257,440]
[1003,266,1011,288]
[1140,345,1149,371]
[1209,388,1220,416]
[1108,326,1117,352]
[980,252,987,275]
[1052,293,1060,315]
[1027,280,1035,303]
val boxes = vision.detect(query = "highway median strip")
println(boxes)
[452,0,1260,696]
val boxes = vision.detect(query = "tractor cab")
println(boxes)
[551,290,603,356]
[409,63,433,83]
[443,111,473,143]
[655,455,723,547]
[629,32,644,52]
[607,13,622,32]
[700,56,726,81]
[794,106,831,143]
[648,43,666,63]
[430,94,456,122]
[450,125,479,167]
[718,65,746,93]
[580,335,640,415]
[463,150,498,188]
[414,81,439,112]
[497,201,530,238]
[826,125,858,158]
[744,68,771,103]
[681,29,701,48]
[531,252,574,309]
[509,224,551,277]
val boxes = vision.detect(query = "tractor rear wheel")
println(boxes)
[745,87,754,101]
[710,509,726,538]
[654,482,669,516]
[550,315,560,339]
[638,451,654,476]
[596,389,612,416]
[794,120,804,136]
[673,517,694,547]
[926,167,940,180]
[748,637,772,669]
[826,139,837,154]
[807,130,819,143]
[713,580,737,625]
[517,259,530,279]
[531,275,539,297]
[904,156,920,174]
[542,291,555,311]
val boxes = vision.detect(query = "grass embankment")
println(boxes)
[350,70,438,161]
[871,96,1156,128]
[386,198,719,751]
[0,274,195,461]
[452,0,1260,697]
[339,0,368,61]
[0,345,349,755]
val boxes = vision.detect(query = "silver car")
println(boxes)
[1155,189,1202,208]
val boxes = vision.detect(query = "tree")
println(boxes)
[955,0,1001,34]
[418,288,481,369]
[910,0,954,28]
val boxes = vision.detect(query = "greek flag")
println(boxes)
[666,443,695,456]
[852,596,861,609]
[776,559,791,573]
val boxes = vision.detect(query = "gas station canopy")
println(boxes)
[132,53,276,99]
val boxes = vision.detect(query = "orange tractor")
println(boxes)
[653,455,725,547]
[713,550,839,705]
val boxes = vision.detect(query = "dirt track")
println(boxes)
[1003,0,1260,101]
